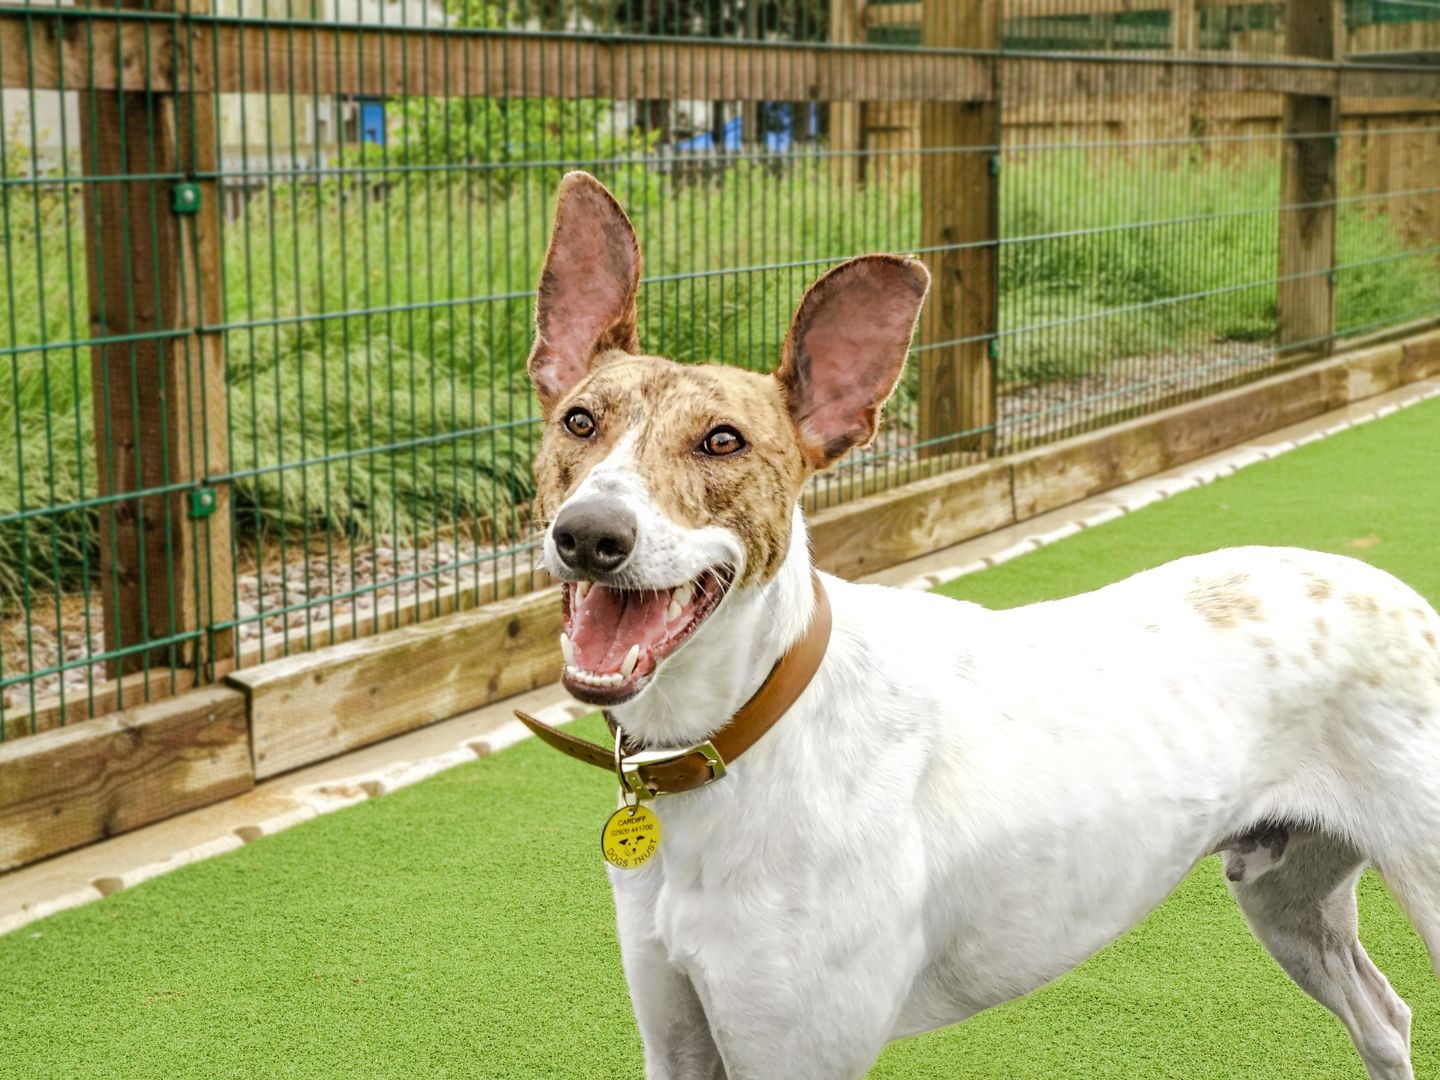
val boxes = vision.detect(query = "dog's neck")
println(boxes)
[608,506,818,748]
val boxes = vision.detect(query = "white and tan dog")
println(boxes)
[525,172,1440,1080]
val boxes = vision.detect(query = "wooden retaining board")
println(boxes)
[0,686,252,872]
[1010,335,1435,520]
[231,587,563,780]
[810,464,1014,581]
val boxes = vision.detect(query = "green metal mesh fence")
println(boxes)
[2,0,1439,736]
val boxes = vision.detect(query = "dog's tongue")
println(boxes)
[571,585,670,672]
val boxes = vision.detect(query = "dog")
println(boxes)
[523,171,1440,1080]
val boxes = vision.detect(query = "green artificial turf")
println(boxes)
[2,398,1438,1079]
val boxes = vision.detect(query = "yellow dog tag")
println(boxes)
[601,804,661,870]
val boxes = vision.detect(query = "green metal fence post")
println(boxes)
[80,0,233,679]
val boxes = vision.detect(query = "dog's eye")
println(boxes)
[701,426,745,457]
[563,408,596,440]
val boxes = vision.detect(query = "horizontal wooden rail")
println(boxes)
[869,0,1340,27]
[3,11,1439,102]
[0,13,991,100]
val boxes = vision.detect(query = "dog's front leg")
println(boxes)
[617,920,727,1079]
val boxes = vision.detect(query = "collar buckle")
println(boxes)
[620,740,728,799]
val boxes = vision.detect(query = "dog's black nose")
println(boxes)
[552,500,637,577]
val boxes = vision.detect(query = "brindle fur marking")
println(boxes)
[533,353,808,586]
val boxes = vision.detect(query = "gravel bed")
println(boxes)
[997,343,1276,446]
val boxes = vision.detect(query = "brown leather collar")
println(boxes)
[514,572,832,798]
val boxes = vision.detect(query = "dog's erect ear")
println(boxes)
[775,255,929,469]
[528,172,642,414]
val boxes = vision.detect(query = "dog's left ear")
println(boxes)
[775,255,929,469]
[528,171,642,415]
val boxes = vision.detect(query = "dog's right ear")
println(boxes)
[528,172,642,415]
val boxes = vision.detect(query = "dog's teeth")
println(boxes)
[565,663,632,689]
[672,582,692,607]
[620,644,639,678]
[578,580,592,600]
[560,632,574,666]
[667,599,683,623]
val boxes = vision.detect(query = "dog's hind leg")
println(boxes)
[1227,828,1413,1080]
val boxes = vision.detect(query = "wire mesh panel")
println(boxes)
[2,0,1439,737]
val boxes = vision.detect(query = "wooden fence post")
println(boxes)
[829,0,862,186]
[1172,0,1199,53]
[81,0,234,677]
[918,1,999,459]
[1277,0,1340,356]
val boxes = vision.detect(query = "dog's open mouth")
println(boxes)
[560,568,733,705]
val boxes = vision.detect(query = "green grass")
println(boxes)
[3,150,1440,609]
[2,397,1438,1077]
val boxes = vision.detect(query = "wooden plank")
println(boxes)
[206,22,992,102]
[1001,54,1342,104]
[231,587,563,779]
[3,669,197,744]
[1401,329,1440,383]
[0,686,252,872]
[829,0,863,186]
[1276,0,1340,356]
[3,12,993,99]
[81,0,234,676]
[999,87,1440,128]
[177,0,235,669]
[918,1,999,460]
[1340,342,1404,402]
[868,0,1331,29]
[7,554,550,740]
[810,463,1014,580]
[1012,367,1335,519]
[13,12,1437,103]
[1007,335,1425,521]
[0,12,176,91]
[1173,0,1199,53]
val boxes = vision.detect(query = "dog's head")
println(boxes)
[529,172,928,707]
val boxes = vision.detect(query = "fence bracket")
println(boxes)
[171,182,202,214]
[189,487,219,520]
